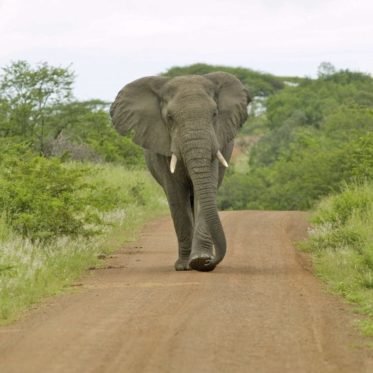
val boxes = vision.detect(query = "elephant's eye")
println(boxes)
[213,109,218,118]
[167,113,173,121]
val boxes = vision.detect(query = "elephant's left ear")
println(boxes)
[204,72,251,147]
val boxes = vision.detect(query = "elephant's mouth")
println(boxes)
[169,151,228,174]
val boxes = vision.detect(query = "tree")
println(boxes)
[219,64,373,211]
[317,62,336,79]
[41,99,144,165]
[0,60,74,153]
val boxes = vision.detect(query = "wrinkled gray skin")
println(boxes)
[110,72,250,271]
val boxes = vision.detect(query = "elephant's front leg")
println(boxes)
[189,160,219,272]
[189,201,216,272]
[164,184,194,271]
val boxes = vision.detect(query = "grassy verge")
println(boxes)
[0,163,167,324]
[300,182,373,336]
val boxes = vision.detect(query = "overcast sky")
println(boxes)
[1,0,373,101]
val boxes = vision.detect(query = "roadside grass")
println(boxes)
[300,181,373,336]
[0,163,167,324]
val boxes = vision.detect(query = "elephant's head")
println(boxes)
[110,72,250,267]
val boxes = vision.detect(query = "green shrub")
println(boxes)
[0,163,167,323]
[218,173,257,210]
[220,131,373,211]
[342,133,373,180]
[0,155,99,240]
[313,183,373,226]
[46,100,145,166]
[302,182,373,335]
[78,163,157,211]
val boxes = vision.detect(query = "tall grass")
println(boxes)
[301,182,373,335]
[0,163,167,323]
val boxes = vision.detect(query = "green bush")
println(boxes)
[218,173,258,210]
[302,182,373,334]
[341,133,373,180]
[0,163,167,323]
[80,164,152,211]
[220,131,373,211]
[313,183,373,226]
[45,100,145,166]
[0,154,99,240]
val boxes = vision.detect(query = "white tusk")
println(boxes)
[170,154,177,174]
[217,151,228,168]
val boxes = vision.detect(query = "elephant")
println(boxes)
[110,72,250,272]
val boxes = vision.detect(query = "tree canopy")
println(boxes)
[162,63,288,97]
[0,60,143,165]
[218,63,373,210]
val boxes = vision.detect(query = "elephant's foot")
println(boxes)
[174,258,190,271]
[188,254,216,272]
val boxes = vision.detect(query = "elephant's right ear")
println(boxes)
[110,76,171,156]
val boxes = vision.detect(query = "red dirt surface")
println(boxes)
[0,211,372,372]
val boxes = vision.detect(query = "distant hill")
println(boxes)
[161,63,302,97]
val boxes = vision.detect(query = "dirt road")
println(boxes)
[0,211,372,372]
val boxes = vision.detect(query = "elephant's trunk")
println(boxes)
[181,129,226,266]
